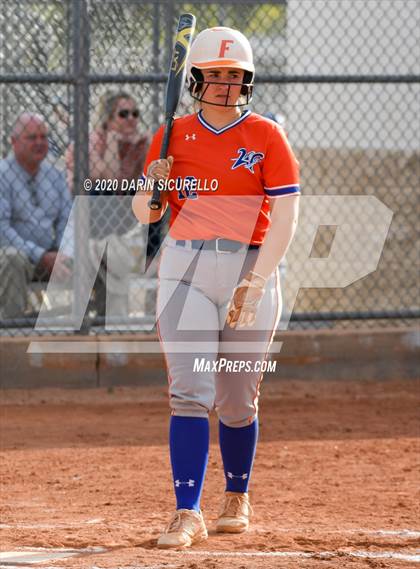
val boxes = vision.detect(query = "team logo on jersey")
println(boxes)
[231,148,265,173]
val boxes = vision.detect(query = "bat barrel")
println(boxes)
[159,117,174,159]
[147,13,196,211]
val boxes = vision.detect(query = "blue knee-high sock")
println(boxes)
[219,419,259,493]
[169,416,209,512]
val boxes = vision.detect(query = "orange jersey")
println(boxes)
[142,111,300,244]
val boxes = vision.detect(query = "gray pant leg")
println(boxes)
[157,243,281,424]
[215,270,281,427]
[158,276,219,418]
[0,247,34,318]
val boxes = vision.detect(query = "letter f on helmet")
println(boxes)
[219,39,234,58]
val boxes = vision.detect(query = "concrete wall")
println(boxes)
[1,328,418,389]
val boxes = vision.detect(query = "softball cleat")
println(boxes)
[157,508,208,549]
[216,491,252,533]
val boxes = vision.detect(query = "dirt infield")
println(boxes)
[1,378,419,568]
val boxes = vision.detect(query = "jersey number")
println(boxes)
[177,176,198,200]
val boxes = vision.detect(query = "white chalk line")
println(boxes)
[1,549,420,567]
[0,564,179,569]
[0,547,105,563]
[0,519,105,530]
[1,521,419,539]
[1,550,420,567]
[0,565,175,569]
[1,529,419,566]
[183,549,420,562]
[90,566,179,569]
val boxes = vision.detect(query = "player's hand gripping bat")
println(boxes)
[148,13,196,210]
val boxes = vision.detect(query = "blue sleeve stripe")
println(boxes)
[265,184,300,196]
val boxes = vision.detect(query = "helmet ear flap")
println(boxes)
[240,70,254,96]
[189,67,204,95]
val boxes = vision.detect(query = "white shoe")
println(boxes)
[216,492,252,533]
[157,509,208,549]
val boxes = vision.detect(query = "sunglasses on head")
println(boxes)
[117,109,140,119]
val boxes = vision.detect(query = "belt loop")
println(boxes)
[215,238,230,254]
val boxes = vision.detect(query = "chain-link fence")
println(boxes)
[0,0,419,336]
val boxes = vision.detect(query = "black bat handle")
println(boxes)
[148,116,174,211]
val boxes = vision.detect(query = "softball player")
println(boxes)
[133,26,300,549]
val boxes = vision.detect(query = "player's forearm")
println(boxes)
[252,195,300,280]
[132,183,168,224]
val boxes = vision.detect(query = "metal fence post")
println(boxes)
[0,0,11,157]
[152,1,161,130]
[71,0,91,332]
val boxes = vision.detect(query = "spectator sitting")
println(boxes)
[66,90,150,203]
[0,113,73,320]
[65,91,151,318]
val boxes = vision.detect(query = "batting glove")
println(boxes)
[226,270,267,329]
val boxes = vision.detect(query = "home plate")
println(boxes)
[0,547,105,565]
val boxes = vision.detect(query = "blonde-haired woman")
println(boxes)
[88,91,149,183]
[66,91,149,188]
[66,91,151,318]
